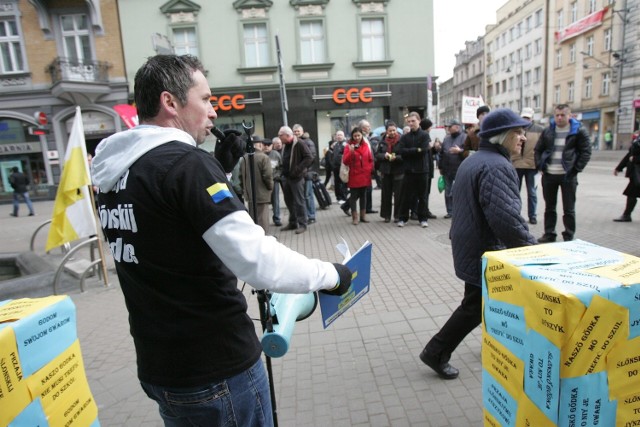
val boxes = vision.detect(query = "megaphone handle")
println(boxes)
[254,288,279,425]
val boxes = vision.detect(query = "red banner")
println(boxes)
[113,104,138,129]
[555,7,608,43]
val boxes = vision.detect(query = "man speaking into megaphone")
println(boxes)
[92,54,352,427]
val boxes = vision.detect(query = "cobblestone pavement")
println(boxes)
[1,150,636,426]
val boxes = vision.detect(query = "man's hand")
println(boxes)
[214,129,245,173]
[321,263,352,296]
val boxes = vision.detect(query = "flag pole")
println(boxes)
[87,187,109,287]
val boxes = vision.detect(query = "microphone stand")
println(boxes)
[242,121,279,427]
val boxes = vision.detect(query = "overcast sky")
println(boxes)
[433,0,507,82]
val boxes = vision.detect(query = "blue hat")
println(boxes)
[478,108,531,138]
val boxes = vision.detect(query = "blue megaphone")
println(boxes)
[261,292,317,358]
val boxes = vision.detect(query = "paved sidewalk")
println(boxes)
[1,150,636,426]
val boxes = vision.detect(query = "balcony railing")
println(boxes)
[46,57,110,84]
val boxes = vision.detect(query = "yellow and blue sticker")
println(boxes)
[207,182,233,203]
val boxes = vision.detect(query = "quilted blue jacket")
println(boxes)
[450,140,537,286]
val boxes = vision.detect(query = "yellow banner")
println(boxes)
[521,279,586,348]
[485,244,566,263]
[26,340,98,426]
[484,259,524,305]
[617,391,640,427]
[607,336,640,400]
[560,295,628,378]
[0,296,67,323]
[0,327,31,427]
[516,392,556,427]
[482,331,524,399]
[483,408,502,427]
[588,253,640,286]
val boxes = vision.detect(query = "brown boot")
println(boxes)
[352,212,359,225]
[360,210,369,223]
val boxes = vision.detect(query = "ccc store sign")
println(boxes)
[210,94,245,111]
[332,87,373,104]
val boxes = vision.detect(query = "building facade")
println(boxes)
[0,0,129,201]
[437,76,454,126]
[485,0,546,121]
[550,0,622,148]
[616,0,639,147]
[117,0,436,158]
[452,36,486,124]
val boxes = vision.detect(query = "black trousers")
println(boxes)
[398,172,428,222]
[424,283,482,363]
[541,173,578,240]
[283,177,307,227]
[380,172,403,220]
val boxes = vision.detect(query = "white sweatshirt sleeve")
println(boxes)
[202,211,339,293]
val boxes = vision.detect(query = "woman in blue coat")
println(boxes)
[418,109,537,379]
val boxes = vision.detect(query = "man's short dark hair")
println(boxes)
[420,118,433,131]
[385,121,397,130]
[134,54,206,122]
[555,103,571,112]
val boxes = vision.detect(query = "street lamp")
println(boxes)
[580,51,612,69]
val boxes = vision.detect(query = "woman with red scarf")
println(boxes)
[343,127,374,225]
[374,122,404,222]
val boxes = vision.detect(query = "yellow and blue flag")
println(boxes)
[207,182,233,203]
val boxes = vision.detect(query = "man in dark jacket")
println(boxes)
[280,125,314,234]
[330,130,348,203]
[418,109,537,380]
[534,104,591,243]
[440,119,466,218]
[9,166,35,217]
[394,112,430,228]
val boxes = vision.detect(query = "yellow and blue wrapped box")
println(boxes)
[481,240,640,427]
[0,296,99,427]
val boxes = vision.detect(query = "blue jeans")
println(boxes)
[141,358,273,427]
[304,179,316,220]
[271,180,281,223]
[13,192,34,216]
[516,168,537,221]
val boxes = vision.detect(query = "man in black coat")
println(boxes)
[418,109,537,379]
[394,112,430,228]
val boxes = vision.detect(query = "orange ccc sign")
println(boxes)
[332,87,373,104]
[210,94,245,111]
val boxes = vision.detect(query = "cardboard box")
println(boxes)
[0,296,99,427]
[481,240,640,426]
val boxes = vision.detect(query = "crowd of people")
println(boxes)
[228,102,640,245]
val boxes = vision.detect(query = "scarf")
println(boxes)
[385,134,400,153]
